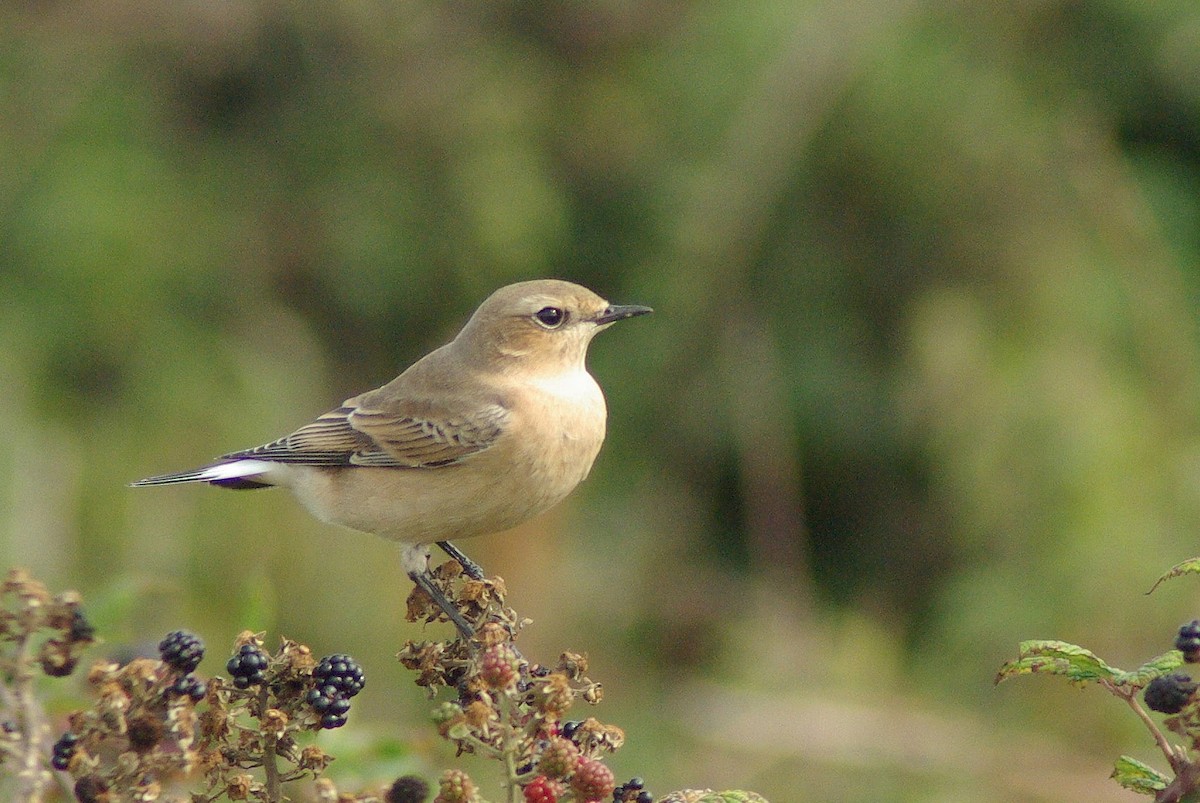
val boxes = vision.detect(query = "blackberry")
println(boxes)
[158,630,205,674]
[1177,620,1200,661]
[306,686,353,729]
[1145,673,1198,714]
[571,758,615,801]
[613,777,652,802]
[68,610,96,643]
[313,654,365,698]
[226,643,269,689]
[51,732,78,771]
[168,673,207,703]
[386,775,430,803]
[524,775,561,803]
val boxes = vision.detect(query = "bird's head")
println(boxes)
[456,279,652,374]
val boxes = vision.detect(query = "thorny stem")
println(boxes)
[499,694,519,803]
[259,686,282,803]
[12,624,50,802]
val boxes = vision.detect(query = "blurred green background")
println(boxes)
[5,2,1200,800]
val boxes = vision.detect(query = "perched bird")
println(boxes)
[132,279,651,635]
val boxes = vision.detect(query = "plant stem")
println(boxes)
[259,687,282,803]
[13,626,49,802]
[1115,683,1187,773]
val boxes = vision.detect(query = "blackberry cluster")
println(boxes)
[306,654,365,729]
[158,630,205,674]
[613,777,653,803]
[1177,620,1200,662]
[226,644,269,689]
[51,732,78,771]
[1145,673,1198,715]
[168,673,207,703]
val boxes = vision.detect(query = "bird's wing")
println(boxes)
[222,401,509,468]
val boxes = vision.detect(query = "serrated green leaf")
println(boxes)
[1119,651,1186,687]
[996,640,1120,685]
[1147,558,1200,594]
[1111,755,1169,794]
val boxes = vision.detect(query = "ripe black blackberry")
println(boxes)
[613,777,653,803]
[158,630,205,674]
[386,775,430,803]
[1177,620,1200,662]
[168,673,207,703]
[226,643,269,689]
[51,732,78,770]
[306,686,353,729]
[313,654,365,698]
[68,609,96,643]
[1145,673,1198,714]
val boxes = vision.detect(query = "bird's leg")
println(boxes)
[436,540,484,580]
[407,569,475,640]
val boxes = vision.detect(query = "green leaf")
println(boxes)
[995,640,1120,685]
[1122,651,1186,687]
[1148,558,1200,594]
[1111,755,1169,794]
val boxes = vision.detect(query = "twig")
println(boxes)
[1115,684,1187,773]
[258,685,282,803]
[12,626,50,802]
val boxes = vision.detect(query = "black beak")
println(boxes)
[595,304,653,325]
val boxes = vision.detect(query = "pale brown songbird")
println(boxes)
[132,279,652,634]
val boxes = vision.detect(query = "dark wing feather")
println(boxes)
[221,402,508,468]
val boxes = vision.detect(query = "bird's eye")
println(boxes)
[533,306,566,328]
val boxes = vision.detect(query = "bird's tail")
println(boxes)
[130,459,278,490]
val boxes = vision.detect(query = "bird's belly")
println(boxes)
[278,408,604,545]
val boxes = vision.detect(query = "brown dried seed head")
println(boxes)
[299,744,333,772]
[537,672,574,716]
[226,773,254,800]
[262,708,288,738]
[464,699,495,730]
[475,622,507,648]
[557,652,588,680]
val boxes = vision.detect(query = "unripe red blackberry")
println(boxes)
[523,775,561,803]
[1145,673,1198,714]
[433,768,479,803]
[479,644,520,690]
[536,736,580,780]
[570,758,615,801]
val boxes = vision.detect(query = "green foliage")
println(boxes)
[996,641,1183,688]
[1112,756,1169,795]
[1001,557,1200,802]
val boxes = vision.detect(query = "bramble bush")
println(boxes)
[0,566,766,803]
[998,558,1200,803]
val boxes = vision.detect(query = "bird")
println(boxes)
[132,279,652,636]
